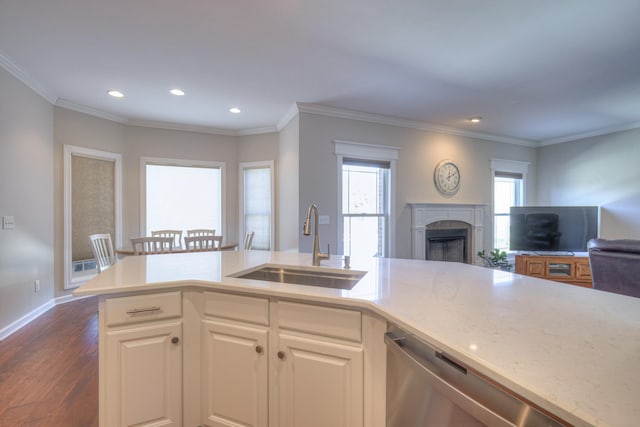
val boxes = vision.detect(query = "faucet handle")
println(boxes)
[320,244,330,261]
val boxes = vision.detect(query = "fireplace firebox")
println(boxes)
[425,228,468,263]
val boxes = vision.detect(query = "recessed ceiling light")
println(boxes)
[229,107,241,114]
[107,90,124,98]
[170,88,185,96]
[469,116,482,123]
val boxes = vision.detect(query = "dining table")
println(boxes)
[115,242,238,256]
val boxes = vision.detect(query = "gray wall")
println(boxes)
[0,66,54,332]
[278,115,300,251]
[536,129,640,239]
[298,112,537,258]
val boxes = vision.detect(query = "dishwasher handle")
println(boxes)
[384,331,517,427]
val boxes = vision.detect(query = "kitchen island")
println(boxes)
[75,250,640,427]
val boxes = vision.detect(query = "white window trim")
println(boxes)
[140,156,226,237]
[63,145,122,290]
[334,139,399,258]
[490,158,530,251]
[239,160,275,250]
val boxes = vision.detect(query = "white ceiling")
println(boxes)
[2,0,640,143]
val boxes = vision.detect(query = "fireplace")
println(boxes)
[425,228,468,263]
[410,203,486,265]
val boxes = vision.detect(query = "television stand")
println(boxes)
[533,250,575,256]
[515,254,592,288]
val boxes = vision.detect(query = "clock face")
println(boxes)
[434,160,461,194]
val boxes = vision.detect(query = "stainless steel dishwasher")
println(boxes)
[385,326,567,427]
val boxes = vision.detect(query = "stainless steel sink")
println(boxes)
[230,264,366,290]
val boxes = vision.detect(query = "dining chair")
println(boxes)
[89,233,116,273]
[186,229,216,237]
[130,236,175,255]
[151,230,183,248]
[243,231,255,250]
[184,235,223,252]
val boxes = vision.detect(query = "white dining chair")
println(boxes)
[184,235,223,252]
[243,231,255,250]
[186,229,216,237]
[89,233,116,273]
[151,230,183,248]
[130,236,174,255]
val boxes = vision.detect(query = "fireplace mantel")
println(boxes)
[409,203,487,263]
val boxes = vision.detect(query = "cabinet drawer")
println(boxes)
[105,291,182,327]
[278,301,361,342]
[204,291,269,326]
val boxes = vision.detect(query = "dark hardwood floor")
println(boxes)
[0,297,98,427]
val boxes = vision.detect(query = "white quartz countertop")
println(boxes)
[75,250,640,427]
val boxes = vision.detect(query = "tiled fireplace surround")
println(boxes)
[410,203,486,265]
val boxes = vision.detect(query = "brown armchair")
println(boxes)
[588,238,640,298]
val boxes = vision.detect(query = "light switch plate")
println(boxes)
[2,216,15,230]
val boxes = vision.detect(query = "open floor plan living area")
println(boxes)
[1,1,640,426]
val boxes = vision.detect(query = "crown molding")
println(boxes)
[56,99,278,136]
[539,121,640,146]
[236,126,279,136]
[296,103,538,147]
[128,118,238,136]
[277,103,300,130]
[129,119,278,137]
[55,99,128,123]
[0,50,58,104]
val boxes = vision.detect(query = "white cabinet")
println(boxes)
[201,320,269,426]
[100,289,386,427]
[101,292,183,427]
[276,333,364,427]
[273,300,366,427]
[201,293,371,427]
[201,291,270,427]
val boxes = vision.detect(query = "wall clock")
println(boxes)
[434,159,461,195]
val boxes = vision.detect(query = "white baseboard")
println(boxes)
[0,299,55,340]
[0,294,94,340]
[55,293,93,305]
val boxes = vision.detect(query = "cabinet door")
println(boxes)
[276,333,364,427]
[575,260,592,280]
[202,319,268,427]
[525,259,546,278]
[105,321,182,427]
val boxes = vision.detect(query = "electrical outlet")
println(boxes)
[2,216,15,230]
[34,280,40,292]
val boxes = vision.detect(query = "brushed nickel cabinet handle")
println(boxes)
[126,306,161,315]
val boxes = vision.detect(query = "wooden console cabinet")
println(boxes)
[515,254,592,288]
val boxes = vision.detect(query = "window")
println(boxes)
[342,160,389,257]
[142,158,225,239]
[240,161,274,250]
[63,145,122,289]
[335,140,398,258]
[491,159,529,252]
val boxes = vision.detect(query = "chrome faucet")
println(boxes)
[303,203,330,266]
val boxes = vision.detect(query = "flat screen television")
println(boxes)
[509,206,599,253]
